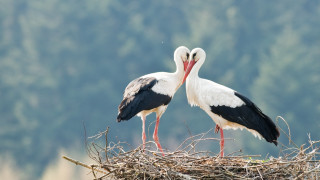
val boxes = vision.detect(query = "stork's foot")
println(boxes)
[215,124,220,134]
[153,134,164,156]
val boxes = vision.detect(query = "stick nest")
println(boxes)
[78,125,320,180]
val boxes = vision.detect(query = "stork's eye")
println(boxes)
[186,53,189,59]
[192,53,197,59]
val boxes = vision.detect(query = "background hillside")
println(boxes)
[1,0,319,179]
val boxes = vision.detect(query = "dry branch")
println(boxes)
[64,120,320,179]
[62,156,107,175]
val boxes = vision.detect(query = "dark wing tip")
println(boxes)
[270,127,280,146]
[273,140,278,146]
[116,115,122,122]
[234,92,281,146]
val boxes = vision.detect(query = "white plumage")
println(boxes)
[117,46,190,155]
[183,48,280,157]
[144,72,182,97]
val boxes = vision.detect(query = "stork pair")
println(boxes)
[117,46,280,157]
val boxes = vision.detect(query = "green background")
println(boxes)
[1,0,319,179]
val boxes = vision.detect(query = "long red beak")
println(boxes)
[183,61,188,71]
[182,59,196,84]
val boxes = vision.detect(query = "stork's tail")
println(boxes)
[265,123,280,146]
[116,98,139,122]
[116,115,122,122]
[234,92,280,145]
[116,113,130,122]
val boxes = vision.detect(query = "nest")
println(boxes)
[63,118,320,179]
[91,144,320,179]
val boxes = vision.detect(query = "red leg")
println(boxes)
[142,116,146,152]
[220,128,224,157]
[153,116,164,156]
[215,124,220,133]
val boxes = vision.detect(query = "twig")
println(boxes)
[276,116,298,148]
[294,164,320,180]
[62,156,107,174]
[105,126,109,163]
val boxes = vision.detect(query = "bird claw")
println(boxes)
[153,134,164,156]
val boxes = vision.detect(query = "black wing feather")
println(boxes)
[117,77,171,122]
[210,92,280,145]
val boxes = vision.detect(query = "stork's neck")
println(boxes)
[173,58,185,83]
[185,57,205,106]
[185,64,200,106]
[186,74,200,106]
[188,57,204,80]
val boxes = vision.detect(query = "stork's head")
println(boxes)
[174,46,190,72]
[182,48,206,84]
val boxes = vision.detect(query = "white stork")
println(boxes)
[183,48,280,157]
[117,46,190,155]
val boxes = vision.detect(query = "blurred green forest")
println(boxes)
[1,0,319,179]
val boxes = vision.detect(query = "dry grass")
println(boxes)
[64,117,320,179]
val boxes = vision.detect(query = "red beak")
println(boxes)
[182,59,196,84]
[183,61,188,71]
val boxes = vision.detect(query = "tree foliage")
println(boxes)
[0,0,319,178]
